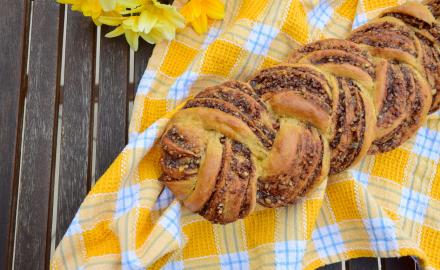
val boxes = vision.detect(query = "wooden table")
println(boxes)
[0,1,418,269]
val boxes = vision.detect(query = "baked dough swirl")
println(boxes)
[159,2,438,223]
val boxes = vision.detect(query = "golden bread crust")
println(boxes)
[158,1,439,224]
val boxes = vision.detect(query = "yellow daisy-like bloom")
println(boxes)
[180,0,225,34]
[58,0,224,50]
[104,0,185,51]
[57,0,123,25]
[58,0,103,19]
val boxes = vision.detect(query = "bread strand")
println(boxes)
[159,1,440,224]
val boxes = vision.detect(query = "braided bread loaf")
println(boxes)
[159,1,440,224]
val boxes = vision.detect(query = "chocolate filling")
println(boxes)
[372,91,423,152]
[196,86,277,139]
[295,39,367,56]
[383,12,431,30]
[313,53,375,78]
[299,133,324,196]
[349,21,418,57]
[164,127,193,153]
[340,81,366,168]
[161,126,202,158]
[329,79,366,175]
[257,126,324,207]
[426,0,440,18]
[185,98,247,122]
[231,140,253,178]
[231,141,255,218]
[196,87,263,118]
[161,153,200,179]
[417,32,438,72]
[383,12,440,42]
[199,138,229,222]
[199,139,254,223]
[330,87,346,149]
[249,66,333,111]
[416,32,440,112]
[371,66,423,152]
[430,24,440,42]
[377,63,409,128]
[184,98,273,147]
[223,81,268,108]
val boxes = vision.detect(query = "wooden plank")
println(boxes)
[381,257,417,270]
[347,258,379,270]
[318,262,343,270]
[133,42,154,97]
[95,26,129,179]
[0,0,29,268]
[13,1,62,270]
[55,9,95,244]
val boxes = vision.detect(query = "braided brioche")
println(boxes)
[159,1,439,224]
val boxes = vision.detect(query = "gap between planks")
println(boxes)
[11,1,32,268]
[48,4,137,256]
[42,4,138,259]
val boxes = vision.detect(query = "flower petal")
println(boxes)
[155,22,175,40]
[125,30,139,51]
[92,17,102,26]
[70,4,82,12]
[105,25,125,37]
[117,0,143,9]
[180,3,192,21]
[79,0,102,18]
[123,16,140,31]
[194,0,204,18]
[140,32,156,44]
[99,0,117,11]
[191,12,208,34]
[163,7,185,28]
[205,0,225,20]
[139,10,157,33]
[98,15,125,26]
[119,5,144,15]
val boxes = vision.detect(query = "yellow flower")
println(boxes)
[99,0,116,11]
[58,0,144,20]
[99,0,143,11]
[180,0,225,34]
[58,0,103,19]
[59,0,188,50]
[104,0,185,51]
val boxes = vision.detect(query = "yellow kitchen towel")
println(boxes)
[51,0,440,269]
